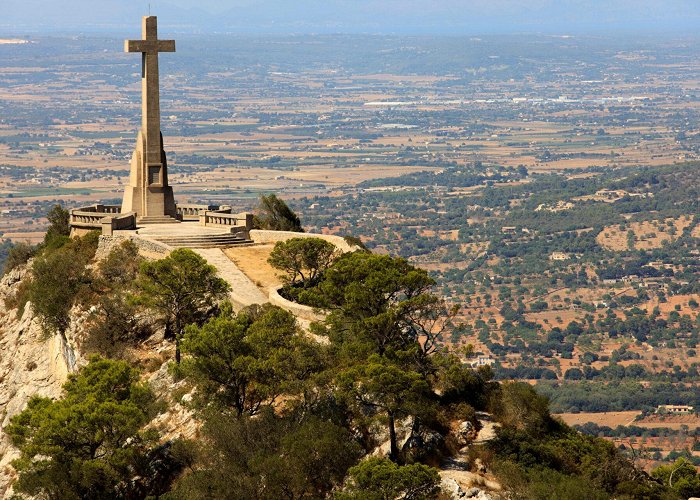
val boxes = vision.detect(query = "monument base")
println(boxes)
[121,183,178,221]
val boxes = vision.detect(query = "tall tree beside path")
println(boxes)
[135,248,230,363]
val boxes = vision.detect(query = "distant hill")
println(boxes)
[2,0,700,35]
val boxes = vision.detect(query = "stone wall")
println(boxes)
[268,286,326,323]
[95,235,172,261]
[249,230,359,253]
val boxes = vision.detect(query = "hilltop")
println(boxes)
[0,203,688,499]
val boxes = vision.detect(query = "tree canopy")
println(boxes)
[6,357,176,499]
[268,236,339,288]
[135,248,230,362]
[254,193,304,232]
[44,203,71,247]
[181,303,322,417]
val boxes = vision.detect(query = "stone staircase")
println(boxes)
[149,233,254,249]
[137,215,180,224]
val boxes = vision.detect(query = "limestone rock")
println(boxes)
[439,470,501,499]
[372,416,414,458]
[0,262,91,497]
[147,361,198,441]
[402,425,445,463]
[455,419,479,446]
[0,267,80,497]
[440,477,497,499]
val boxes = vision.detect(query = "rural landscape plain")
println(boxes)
[2,27,700,487]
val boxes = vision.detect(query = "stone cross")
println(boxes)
[125,16,174,169]
[121,16,178,222]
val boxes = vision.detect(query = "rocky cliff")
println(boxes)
[0,265,79,497]
[0,260,197,498]
[0,239,501,499]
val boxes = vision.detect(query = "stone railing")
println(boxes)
[200,210,253,236]
[249,230,360,253]
[70,211,108,228]
[72,204,121,214]
[268,286,327,323]
[105,212,136,235]
[70,206,135,236]
[176,204,219,221]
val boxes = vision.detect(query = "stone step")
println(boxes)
[153,237,248,244]
[151,234,253,248]
[169,242,255,249]
[152,234,246,240]
[154,235,244,241]
[138,216,180,224]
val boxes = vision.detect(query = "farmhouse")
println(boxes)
[656,405,694,414]
[549,252,570,261]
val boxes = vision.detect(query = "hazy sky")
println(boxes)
[3,0,700,34]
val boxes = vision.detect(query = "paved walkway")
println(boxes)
[193,248,268,310]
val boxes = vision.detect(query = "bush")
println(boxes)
[490,382,554,436]
[98,239,142,286]
[6,357,177,499]
[169,409,361,499]
[43,203,70,246]
[27,233,99,334]
[268,237,339,288]
[1,241,36,275]
[336,457,441,500]
[84,292,152,358]
[253,193,303,232]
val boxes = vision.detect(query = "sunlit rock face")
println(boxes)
[0,265,77,497]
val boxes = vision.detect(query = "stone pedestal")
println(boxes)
[121,130,177,221]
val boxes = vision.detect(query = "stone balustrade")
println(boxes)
[201,211,252,228]
[70,211,108,227]
[109,212,136,231]
[198,210,253,237]
[249,229,360,253]
[71,204,121,215]
[176,204,218,221]
[70,206,136,236]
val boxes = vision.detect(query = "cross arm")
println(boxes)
[124,39,176,54]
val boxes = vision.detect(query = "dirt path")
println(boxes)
[193,248,269,309]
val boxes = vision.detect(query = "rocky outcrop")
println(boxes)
[0,262,202,498]
[440,475,500,499]
[0,266,79,498]
[95,234,171,261]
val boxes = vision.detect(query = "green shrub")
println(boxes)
[336,457,441,500]
[253,193,303,231]
[1,241,36,275]
[6,357,176,499]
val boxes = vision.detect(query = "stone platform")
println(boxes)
[115,222,253,249]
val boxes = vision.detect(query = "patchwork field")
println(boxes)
[597,216,695,251]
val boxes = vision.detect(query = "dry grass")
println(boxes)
[223,244,281,291]
[555,411,641,427]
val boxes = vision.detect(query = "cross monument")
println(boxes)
[121,16,178,222]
